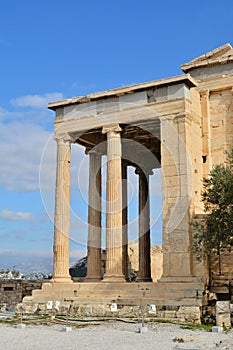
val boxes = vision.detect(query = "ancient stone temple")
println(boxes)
[23,44,233,322]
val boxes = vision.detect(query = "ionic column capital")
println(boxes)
[54,132,74,144]
[200,89,210,99]
[135,167,153,176]
[102,123,122,135]
[55,138,71,163]
[55,138,71,146]
[85,146,102,157]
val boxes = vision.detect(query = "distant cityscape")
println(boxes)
[0,253,79,277]
[0,268,52,280]
[0,255,80,280]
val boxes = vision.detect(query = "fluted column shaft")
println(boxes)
[137,168,152,282]
[86,149,102,281]
[53,139,72,283]
[122,161,128,280]
[103,125,125,282]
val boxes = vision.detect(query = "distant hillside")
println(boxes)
[69,251,106,279]
[69,256,87,278]
[69,243,163,282]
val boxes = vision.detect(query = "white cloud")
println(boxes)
[10,92,64,109]
[0,233,11,238]
[0,107,8,121]
[0,104,90,193]
[0,92,74,194]
[0,117,55,191]
[0,209,34,221]
[0,106,27,122]
[0,248,50,257]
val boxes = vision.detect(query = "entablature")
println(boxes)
[48,74,197,112]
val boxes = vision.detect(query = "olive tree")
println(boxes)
[192,148,233,279]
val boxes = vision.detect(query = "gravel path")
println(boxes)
[0,321,232,350]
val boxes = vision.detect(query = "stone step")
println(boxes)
[63,297,202,307]
[26,280,205,309]
[211,286,230,294]
[34,284,203,299]
[22,280,204,322]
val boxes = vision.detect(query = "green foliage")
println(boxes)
[180,323,213,331]
[192,221,212,262]
[192,147,233,275]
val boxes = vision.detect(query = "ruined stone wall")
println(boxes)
[189,77,233,279]
[209,88,233,164]
[0,280,43,306]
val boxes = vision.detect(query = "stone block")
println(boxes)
[148,304,156,314]
[168,83,190,99]
[36,303,47,313]
[139,326,148,333]
[216,301,231,327]
[119,91,147,108]
[216,301,230,313]
[81,305,93,316]
[176,306,201,324]
[16,324,26,329]
[65,101,97,120]
[16,301,39,314]
[118,305,132,317]
[62,326,72,332]
[163,310,176,318]
[91,305,105,316]
[173,335,196,342]
[216,313,231,328]
[0,303,6,312]
[110,303,118,312]
[212,326,223,332]
[97,97,119,114]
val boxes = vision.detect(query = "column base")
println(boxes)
[137,276,152,282]
[158,275,197,283]
[51,276,73,283]
[85,276,102,282]
[102,275,126,283]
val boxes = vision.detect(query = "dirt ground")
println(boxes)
[0,321,233,350]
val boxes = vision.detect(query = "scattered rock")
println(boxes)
[173,335,195,343]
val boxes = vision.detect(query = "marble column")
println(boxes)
[85,148,102,281]
[136,167,152,282]
[102,124,125,282]
[53,138,72,283]
[122,161,128,280]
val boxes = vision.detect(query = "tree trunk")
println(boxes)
[217,238,222,275]
[208,254,212,289]
[218,251,221,275]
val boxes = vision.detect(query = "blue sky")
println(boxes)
[0,0,232,272]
